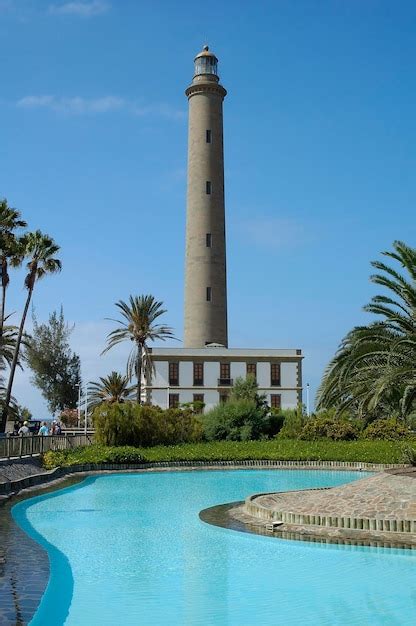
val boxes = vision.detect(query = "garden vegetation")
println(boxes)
[317,241,416,421]
[42,439,415,470]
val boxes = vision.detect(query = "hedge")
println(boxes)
[42,438,414,469]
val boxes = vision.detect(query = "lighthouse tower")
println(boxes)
[184,45,228,348]
[146,46,303,414]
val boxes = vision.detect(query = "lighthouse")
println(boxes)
[146,46,303,414]
[183,45,228,348]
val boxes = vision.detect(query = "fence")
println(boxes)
[0,433,94,460]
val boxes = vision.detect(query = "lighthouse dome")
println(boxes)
[194,45,218,77]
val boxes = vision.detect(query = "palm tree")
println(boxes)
[88,371,134,410]
[0,199,27,340]
[0,325,20,367]
[0,231,61,432]
[317,241,416,418]
[102,295,176,403]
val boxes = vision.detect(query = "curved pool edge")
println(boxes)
[0,458,404,502]
[0,475,90,626]
[200,478,416,552]
[199,501,416,553]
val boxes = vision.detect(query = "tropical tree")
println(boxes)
[317,241,416,419]
[0,231,61,432]
[0,199,27,340]
[88,371,134,410]
[0,325,20,368]
[102,295,176,403]
[25,308,81,414]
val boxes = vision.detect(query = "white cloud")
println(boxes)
[237,217,310,250]
[131,103,186,120]
[49,1,110,17]
[16,95,185,119]
[17,95,125,114]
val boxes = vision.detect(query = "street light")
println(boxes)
[306,383,310,417]
[75,383,81,429]
[84,384,88,435]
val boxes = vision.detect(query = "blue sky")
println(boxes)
[1,0,416,416]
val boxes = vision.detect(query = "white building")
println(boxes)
[147,347,303,412]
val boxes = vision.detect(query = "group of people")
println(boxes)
[13,420,63,436]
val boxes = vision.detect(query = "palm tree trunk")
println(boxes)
[136,345,142,404]
[0,283,6,341]
[0,286,33,432]
[0,260,7,341]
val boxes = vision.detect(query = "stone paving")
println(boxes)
[239,469,416,546]
[0,499,49,626]
[0,458,45,485]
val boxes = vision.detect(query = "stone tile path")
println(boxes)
[240,469,416,545]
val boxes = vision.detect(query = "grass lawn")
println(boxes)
[42,438,414,469]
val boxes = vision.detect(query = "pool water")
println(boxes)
[12,470,416,625]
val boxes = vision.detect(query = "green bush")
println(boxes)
[300,415,360,441]
[277,408,305,439]
[202,399,275,441]
[42,438,413,469]
[93,402,203,447]
[402,445,416,466]
[363,417,411,440]
[42,445,146,469]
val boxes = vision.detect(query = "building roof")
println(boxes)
[149,347,302,358]
[194,45,218,61]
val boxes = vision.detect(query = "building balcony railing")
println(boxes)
[169,379,179,386]
[271,380,281,387]
[218,378,233,386]
[193,379,204,386]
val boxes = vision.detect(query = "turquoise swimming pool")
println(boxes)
[12,470,416,625]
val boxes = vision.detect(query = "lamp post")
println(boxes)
[306,383,310,417]
[84,384,88,435]
[75,383,81,429]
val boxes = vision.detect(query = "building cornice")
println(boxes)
[145,386,303,392]
[185,83,227,100]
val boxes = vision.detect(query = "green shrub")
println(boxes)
[202,399,274,441]
[42,438,413,469]
[406,413,416,431]
[93,402,203,447]
[402,445,416,466]
[266,411,285,436]
[363,417,411,440]
[300,415,360,441]
[277,409,305,439]
[42,445,146,469]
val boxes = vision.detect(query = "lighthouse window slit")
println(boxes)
[206,129,211,143]
[206,287,212,301]
[206,181,211,194]
[206,233,212,247]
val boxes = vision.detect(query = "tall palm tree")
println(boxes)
[0,199,27,340]
[0,325,19,367]
[88,371,134,410]
[0,231,61,432]
[102,295,176,403]
[317,241,416,418]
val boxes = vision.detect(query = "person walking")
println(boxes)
[18,421,30,436]
[38,422,49,436]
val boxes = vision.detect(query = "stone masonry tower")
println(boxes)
[184,45,228,348]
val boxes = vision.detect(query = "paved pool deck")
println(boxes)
[229,468,416,547]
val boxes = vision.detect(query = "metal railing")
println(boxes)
[217,378,233,386]
[0,433,94,460]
